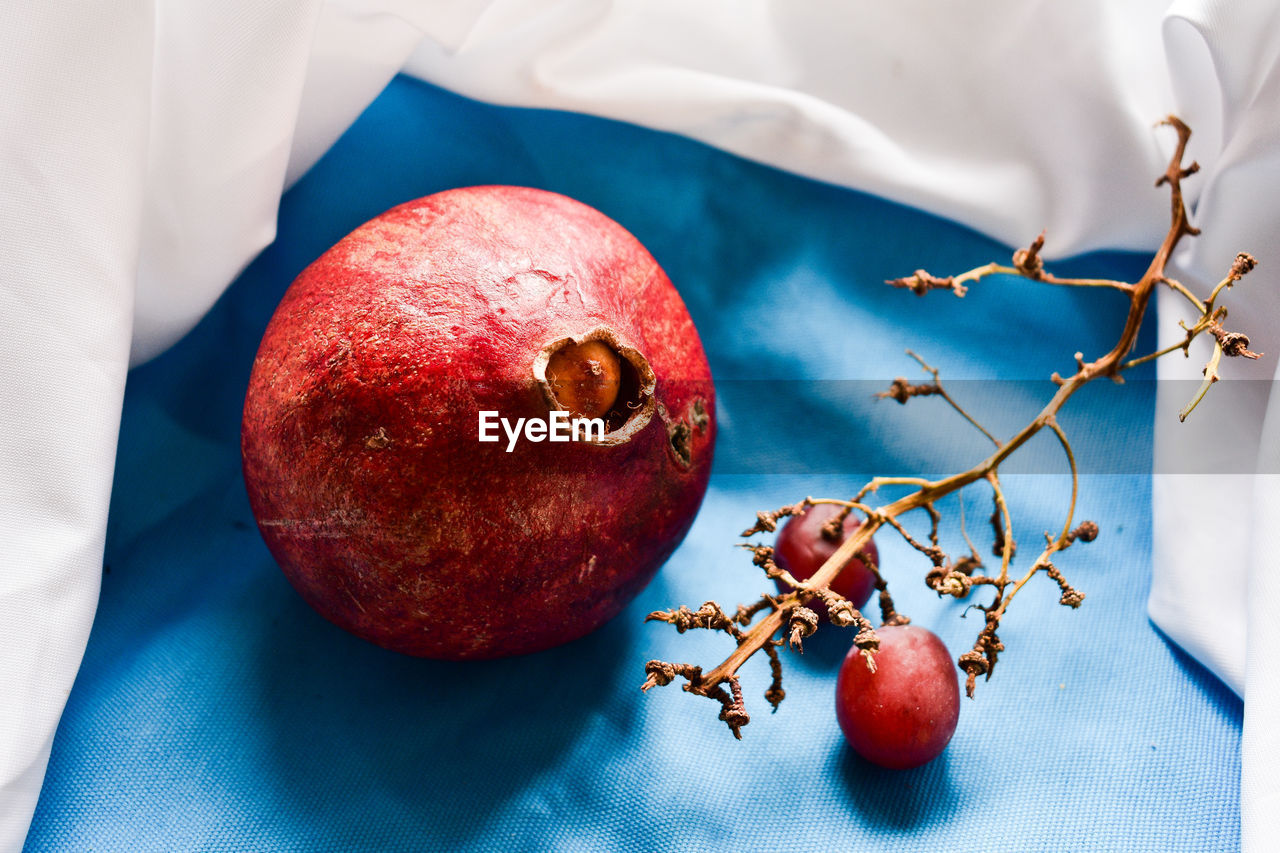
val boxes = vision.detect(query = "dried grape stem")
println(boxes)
[646,116,1265,736]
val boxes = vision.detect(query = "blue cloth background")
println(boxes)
[26,77,1241,851]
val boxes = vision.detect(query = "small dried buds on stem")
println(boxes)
[642,117,1268,738]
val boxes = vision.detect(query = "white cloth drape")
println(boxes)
[3,1,1277,848]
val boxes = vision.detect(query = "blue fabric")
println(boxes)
[26,77,1241,851]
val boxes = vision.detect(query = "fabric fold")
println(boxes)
[0,3,152,849]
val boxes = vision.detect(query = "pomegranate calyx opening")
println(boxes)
[532,327,655,446]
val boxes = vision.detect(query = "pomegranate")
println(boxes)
[241,186,715,659]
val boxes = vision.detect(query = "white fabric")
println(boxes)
[3,0,1278,848]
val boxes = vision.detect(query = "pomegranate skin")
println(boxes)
[241,186,715,659]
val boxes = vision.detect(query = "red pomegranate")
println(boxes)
[241,186,715,659]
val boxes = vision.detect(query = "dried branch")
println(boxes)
[876,350,1002,447]
[643,116,1266,738]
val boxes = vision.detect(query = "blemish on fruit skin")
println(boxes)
[343,581,368,614]
[667,420,693,469]
[690,398,710,433]
[364,427,392,449]
[256,518,344,539]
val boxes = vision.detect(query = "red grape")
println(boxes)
[835,624,959,769]
[774,504,878,612]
